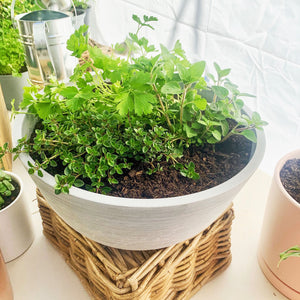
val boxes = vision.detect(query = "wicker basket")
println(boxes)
[36,189,234,300]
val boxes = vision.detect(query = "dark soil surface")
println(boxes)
[31,129,254,199]
[280,158,300,204]
[108,135,253,198]
[0,180,20,210]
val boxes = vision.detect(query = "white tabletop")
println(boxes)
[6,159,288,300]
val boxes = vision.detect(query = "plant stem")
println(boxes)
[180,85,189,126]
[152,83,173,131]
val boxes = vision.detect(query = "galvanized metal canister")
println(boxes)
[15,10,77,85]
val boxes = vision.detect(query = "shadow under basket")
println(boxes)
[36,189,234,300]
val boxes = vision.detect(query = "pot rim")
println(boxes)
[13,108,266,208]
[0,171,23,213]
[274,149,300,209]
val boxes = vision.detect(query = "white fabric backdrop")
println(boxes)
[88,0,300,174]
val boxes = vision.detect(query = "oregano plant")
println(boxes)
[3,15,267,195]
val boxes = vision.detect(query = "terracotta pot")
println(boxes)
[258,149,300,299]
[0,250,13,300]
[13,110,266,250]
[0,171,34,262]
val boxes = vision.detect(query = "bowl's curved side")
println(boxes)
[12,112,266,250]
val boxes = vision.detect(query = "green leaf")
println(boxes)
[219,68,231,77]
[211,86,229,99]
[60,86,78,99]
[240,129,257,143]
[66,97,85,111]
[74,179,84,187]
[34,102,52,119]
[177,63,191,83]
[173,40,186,58]
[193,97,207,110]
[130,71,151,89]
[116,93,134,116]
[133,92,156,115]
[132,14,142,25]
[212,130,222,141]
[184,124,198,138]
[161,81,182,94]
[66,25,89,58]
[190,61,206,81]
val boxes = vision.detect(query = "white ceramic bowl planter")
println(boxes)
[13,111,266,250]
[258,149,300,300]
[0,171,34,262]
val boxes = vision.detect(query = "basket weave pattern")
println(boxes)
[36,189,234,300]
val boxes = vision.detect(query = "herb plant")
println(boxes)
[0,170,15,209]
[278,246,300,267]
[0,0,38,76]
[4,15,267,195]
[73,0,89,9]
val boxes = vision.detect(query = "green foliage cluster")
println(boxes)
[5,15,267,194]
[0,0,38,76]
[72,0,89,10]
[0,170,15,209]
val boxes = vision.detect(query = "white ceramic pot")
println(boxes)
[13,112,266,250]
[258,149,300,300]
[0,72,29,111]
[0,171,34,262]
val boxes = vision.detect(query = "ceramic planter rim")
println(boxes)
[0,171,23,213]
[274,149,300,209]
[13,107,266,208]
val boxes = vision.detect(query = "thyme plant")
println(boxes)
[3,15,267,194]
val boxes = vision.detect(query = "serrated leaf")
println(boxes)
[173,40,186,58]
[130,71,151,89]
[34,102,52,119]
[116,93,134,116]
[161,81,182,94]
[66,97,85,111]
[133,92,156,116]
[60,86,78,99]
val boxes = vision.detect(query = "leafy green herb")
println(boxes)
[0,0,39,76]
[3,15,267,194]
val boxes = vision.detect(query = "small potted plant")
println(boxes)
[258,149,300,300]
[0,0,38,110]
[0,168,34,262]
[5,16,266,250]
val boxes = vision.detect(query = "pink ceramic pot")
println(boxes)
[258,149,300,299]
[0,250,13,300]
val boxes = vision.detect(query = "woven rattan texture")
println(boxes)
[36,189,234,300]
